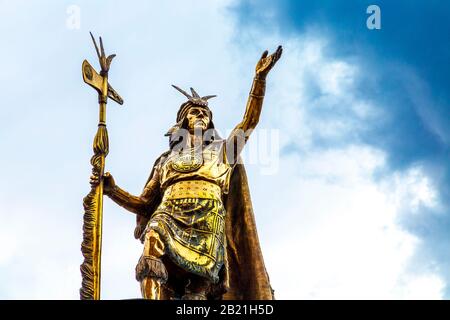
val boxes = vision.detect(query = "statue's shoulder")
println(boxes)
[155,150,171,167]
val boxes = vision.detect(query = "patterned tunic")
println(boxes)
[146,140,233,283]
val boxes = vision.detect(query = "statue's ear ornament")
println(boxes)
[172,84,216,107]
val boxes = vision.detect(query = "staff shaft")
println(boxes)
[92,73,109,299]
[92,159,104,300]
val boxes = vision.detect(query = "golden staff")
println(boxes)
[80,32,123,300]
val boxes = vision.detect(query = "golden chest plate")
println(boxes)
[171,152,203,173]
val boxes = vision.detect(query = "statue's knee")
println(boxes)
[136,229,168,286]
[143,229,165,257]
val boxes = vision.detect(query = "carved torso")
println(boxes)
[158,140,233,196]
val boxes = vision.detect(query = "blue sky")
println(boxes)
[0,0,448,299]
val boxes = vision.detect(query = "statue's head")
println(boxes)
[185,105,211,132]
[166,86,219,148]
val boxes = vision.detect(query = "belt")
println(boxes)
[162,180,222,200]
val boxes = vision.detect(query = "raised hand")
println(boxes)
[255,45,283,79]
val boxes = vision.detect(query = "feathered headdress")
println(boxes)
[165,85,217,136]
[172,85,216,107]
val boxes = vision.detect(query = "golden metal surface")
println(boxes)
[140,230,166,300]
[159,141,233,194]
[162,180,221,200]
[171,152,203,173]
[141,278,162,300]
[148,196,226,283]
[80,33,123,300]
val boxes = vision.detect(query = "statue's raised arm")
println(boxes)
[226,45,283,163]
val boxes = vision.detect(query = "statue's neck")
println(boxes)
[187,132,204,148]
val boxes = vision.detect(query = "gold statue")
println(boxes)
[81,32,282,300]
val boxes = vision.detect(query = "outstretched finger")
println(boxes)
[260,50,268,60]
[275,45,283,62]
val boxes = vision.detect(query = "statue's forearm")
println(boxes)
[107,175,161,216]
[238,75,266,131]
[107,185,147,215]
[226,76,266,163]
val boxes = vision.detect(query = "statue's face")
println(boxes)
[186,107,210,132]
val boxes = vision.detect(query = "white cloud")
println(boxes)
[400,274,444,300]
[383,166,438,214]
[257,148,444,299]
[317,61,356,96]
